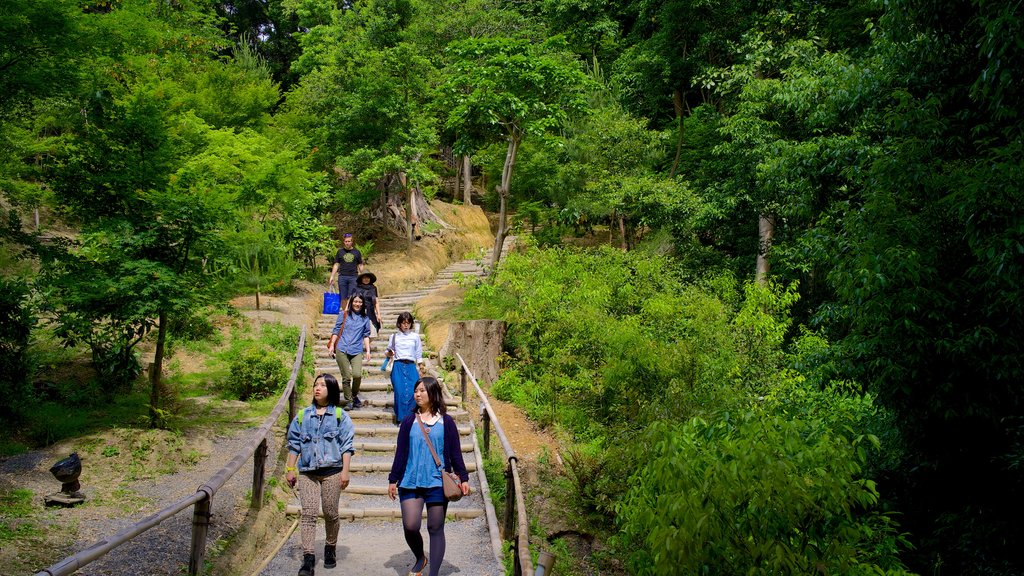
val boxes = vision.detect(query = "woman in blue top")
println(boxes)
[285,373,355,576]
[387,377,470,576]
[385,311,424,424]
[328,294,372,409]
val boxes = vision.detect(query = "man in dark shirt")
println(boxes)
[328,233,364,308]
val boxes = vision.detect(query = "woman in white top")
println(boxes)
[385,311,424,424]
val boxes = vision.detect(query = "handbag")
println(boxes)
[416,414,464,502]
[322,289,340,315]
[380,334,395,373]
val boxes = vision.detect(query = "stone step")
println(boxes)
[355,441,473,453]
[285,505,484,520]
[350,461,477,473]
[353,424,471,436]
[345,408,471,422]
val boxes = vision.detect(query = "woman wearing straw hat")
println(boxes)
[353,271,382,337]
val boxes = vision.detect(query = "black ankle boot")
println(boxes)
[324,544,337,568]
[298,553,315,576]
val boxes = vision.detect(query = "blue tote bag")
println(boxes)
[322,290,340,315]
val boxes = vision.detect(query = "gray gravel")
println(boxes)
[1,427,271,576]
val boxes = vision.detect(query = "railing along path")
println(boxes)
[35,327,307,576]
[455,352,556,576]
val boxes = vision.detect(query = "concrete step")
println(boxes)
[285,505,484,520]
[350,461,478,473]
[355,441,474,453]
[353,424,471,436]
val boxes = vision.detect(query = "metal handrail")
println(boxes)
[455,352,554,575]
[36,326,307,576]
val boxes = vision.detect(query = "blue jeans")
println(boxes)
[338,275,358,301]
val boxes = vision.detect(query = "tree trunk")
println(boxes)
[405,172,416,242]
[491,137,519,269]
[462,155,473,205]
[453,158,461,202]
[149,310,167,428]
[670,88,686,178]
[618,215,628,251]
[755,213,775,285]
[368,173,448,239]
[438,320,506,385]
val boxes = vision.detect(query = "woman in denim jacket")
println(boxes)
[285,373,355,576]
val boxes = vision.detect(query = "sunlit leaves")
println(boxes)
[618,411,910,575]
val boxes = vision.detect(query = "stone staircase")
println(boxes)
[259,251,504,575]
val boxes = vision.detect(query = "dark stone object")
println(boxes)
[45,452,85,506]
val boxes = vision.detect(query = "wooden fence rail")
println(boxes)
[35,326,307,576]
[456,352,555,576]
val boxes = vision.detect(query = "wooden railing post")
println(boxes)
[535,550,556,575]
[188,496,212,576]
[251,438,267,509]
[288,385,297,426]
[483,410,491,457]
[460,366,467,408]
[513,535,523,574]
[503,459,516,540]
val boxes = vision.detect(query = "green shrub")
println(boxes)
[225,347,288,401]
[616,402,911,576]
[169,311,216,342]
[0,278,34,421]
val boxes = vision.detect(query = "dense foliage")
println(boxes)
[465,244,910,572]
[2,0,1021,573]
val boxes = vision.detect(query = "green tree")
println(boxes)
[440,37,591,266]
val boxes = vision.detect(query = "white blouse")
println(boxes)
[389,330,423,363]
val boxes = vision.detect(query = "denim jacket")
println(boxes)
[287,404,355,473]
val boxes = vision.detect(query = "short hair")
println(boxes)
[395,311,414,328]
[346,294,367,316]
[314,373,342,407]
[415,376,446,416]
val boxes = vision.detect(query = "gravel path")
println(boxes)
[1,426,273,576]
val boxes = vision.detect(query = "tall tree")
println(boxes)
[440,37,591,266]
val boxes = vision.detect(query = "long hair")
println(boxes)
[346,294,367,317]
[416,376,446,416]
[315,373,342,407]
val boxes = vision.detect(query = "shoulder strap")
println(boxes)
[416,413,444,469]
[299,406,341,424]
